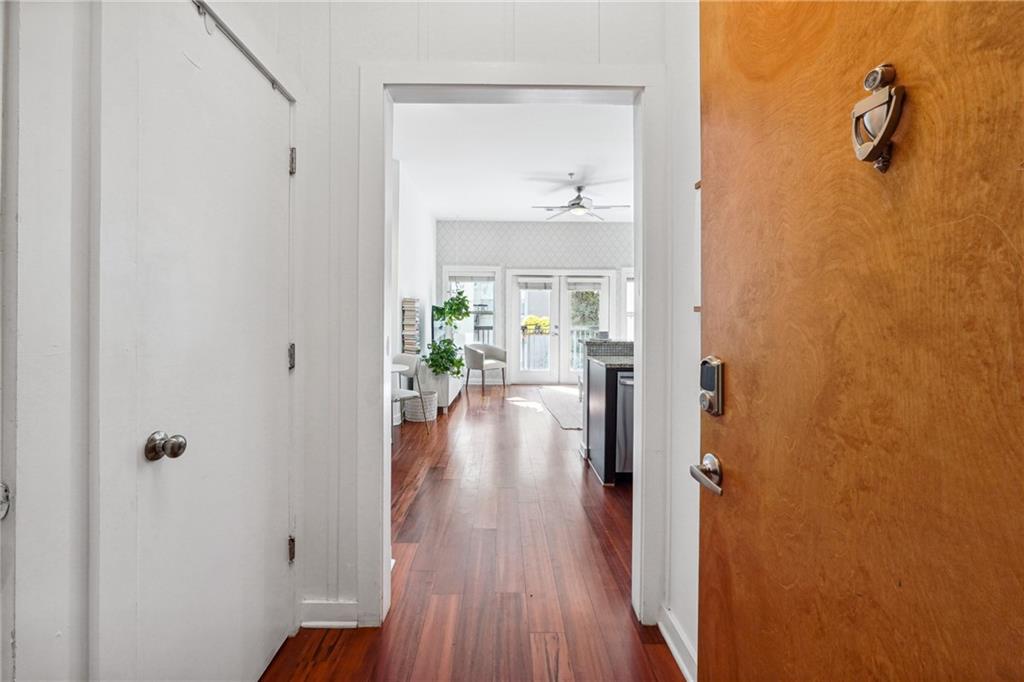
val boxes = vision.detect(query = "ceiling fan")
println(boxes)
[532,173,630,221]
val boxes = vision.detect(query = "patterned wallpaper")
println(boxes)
[436,220,633,292]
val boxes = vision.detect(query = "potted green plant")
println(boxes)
[422,290,471,412]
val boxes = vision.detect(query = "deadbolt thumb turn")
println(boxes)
[145,431,188,461]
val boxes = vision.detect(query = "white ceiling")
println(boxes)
[393,103,634,223]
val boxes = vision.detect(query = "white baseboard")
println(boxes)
[300,620,358,629]
[658,606,697,682]
[300,598,360,628]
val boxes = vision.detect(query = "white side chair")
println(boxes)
[392,353,430,432]
[464,343,507,390]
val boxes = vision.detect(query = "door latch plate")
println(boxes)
[0,482,11,520]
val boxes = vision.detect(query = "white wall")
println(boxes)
[333,6,701,680]
[2,4,93,678]
[5,2,701,679]
[396,168,435,352]
[3,2,332,678]
[323,1,697,633]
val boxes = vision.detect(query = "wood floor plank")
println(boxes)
[260,628,325,682]
[431,486,479,595]
[370,569,436,682]
[530,632,575,682]
[323,628,381,681]
[520,502,565,634]
[496,487,525,593]
[475,483,499,529]
[261,386,683,682]
[495,592,531,681]
[463,528,497,595]
[295,628,344,681]
[644,642,688,682]
[409,594,461,681]
[540,498,618,681]
[451,591,499,681]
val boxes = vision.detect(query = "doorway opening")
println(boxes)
[377,83,664,677]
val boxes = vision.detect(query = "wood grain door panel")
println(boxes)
[699,3,1024,679]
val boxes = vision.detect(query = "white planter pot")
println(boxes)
[422,371,463,413]
[403,390,438,422]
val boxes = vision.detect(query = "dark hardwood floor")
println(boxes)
[262,385,684,681]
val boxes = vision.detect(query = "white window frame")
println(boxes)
[621,266,636,342]
[440,265,504,349]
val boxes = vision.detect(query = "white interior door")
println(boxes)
[509,275,561,384]
[133,6,292,678]
[559,277,610,384]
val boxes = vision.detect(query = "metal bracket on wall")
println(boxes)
[851,64,906,173]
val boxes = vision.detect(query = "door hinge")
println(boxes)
[289,147,297,176]
[288,535,296,563]
[0,482,10,521]
[288,342,296,371]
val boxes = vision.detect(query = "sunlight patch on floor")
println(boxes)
[504,396,547,413]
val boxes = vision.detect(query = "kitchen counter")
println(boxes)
[586,357,634,485]
[588,355,634,369]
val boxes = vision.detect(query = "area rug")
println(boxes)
[539,385,583,430]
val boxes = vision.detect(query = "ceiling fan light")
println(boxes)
[569,207,588,216]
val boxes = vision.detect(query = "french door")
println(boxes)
[508,274,611,384]
[509,276,561,383]
[559,277,610,384]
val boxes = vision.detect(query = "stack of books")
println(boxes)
[401,298,420,354]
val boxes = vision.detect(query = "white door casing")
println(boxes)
[362,65,671,637]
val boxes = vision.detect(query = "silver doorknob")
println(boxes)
[145,431,188,461]
[689,453,723,495]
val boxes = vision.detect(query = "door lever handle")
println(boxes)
[689,453,723,495]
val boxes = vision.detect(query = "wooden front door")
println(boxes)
[698,3,1024,678]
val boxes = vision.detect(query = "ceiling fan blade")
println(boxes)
[585,210,605,221]
[591,205,631,210]
[532,205,570,211]
[545,208,572,221]
[525,175,573,185]
[579,176,630,188]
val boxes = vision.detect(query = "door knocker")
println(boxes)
[851,64,906,173]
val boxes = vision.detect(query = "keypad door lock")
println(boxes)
[699,356,723,416]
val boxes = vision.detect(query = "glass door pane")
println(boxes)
[560,277,610,384]
[511,276,560,383]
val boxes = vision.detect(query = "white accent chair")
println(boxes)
[392,353,430,432]
[464,343,507,390]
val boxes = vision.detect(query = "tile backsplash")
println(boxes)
[584,340,634,357]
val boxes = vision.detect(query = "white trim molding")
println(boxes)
[358,62,671,629]
[299,599,360,628]
[658,605,698,682]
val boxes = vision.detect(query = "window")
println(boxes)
[624,275,636,341]
[566,280,604,372]
[447,272,497,345]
